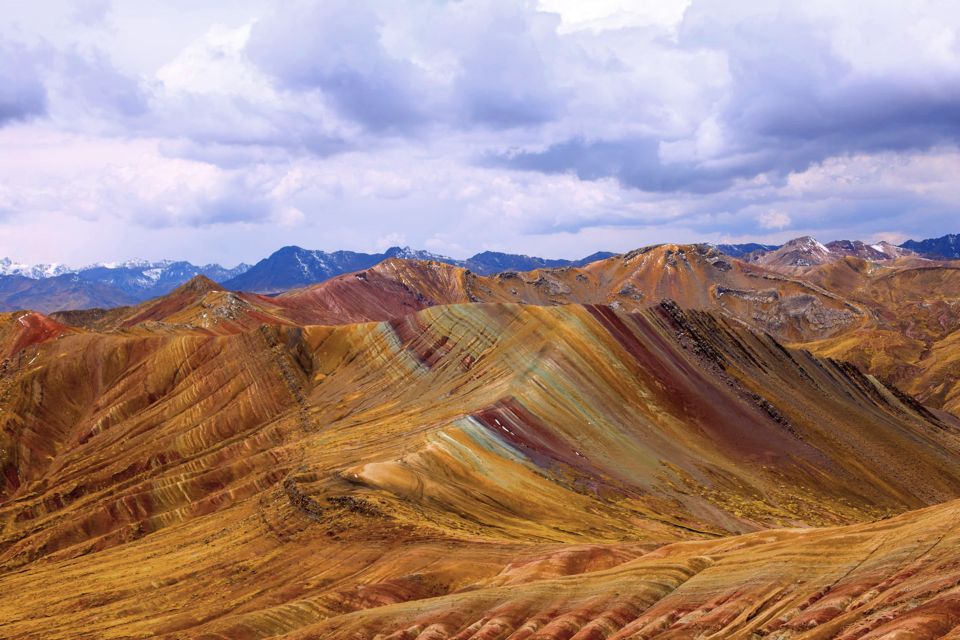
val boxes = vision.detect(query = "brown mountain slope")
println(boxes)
[287,496,960,639]
[44,248,959,422]
[50,247,865,345]
[0,310,75,358]
[272,245,865,342]
[2,300,960,637]
[798,258,960,413]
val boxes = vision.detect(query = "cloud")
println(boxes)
[494,1,960,196]
[446,1,566,128]
[50,49,148,118]
[756,210,791,230]
[493,136,757,194]
[246,0,431,132]
[70,0,112,26]
[0,44,48,125]
[873,231,908,244]
[246,0,567,132]
[1,0,960,265]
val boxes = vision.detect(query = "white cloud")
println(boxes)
[375,232,407,249]
[756,210,792,230]
[873,231,908,244]
[538,0,691,34]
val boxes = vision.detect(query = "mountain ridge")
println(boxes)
[1,232,955,311]
[222,245,618,293]
[900,232,960,259]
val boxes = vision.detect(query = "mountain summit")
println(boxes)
[900,233,960,259]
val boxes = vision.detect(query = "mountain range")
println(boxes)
[1,233,957,313]
[3,238,960,637]
[221,245,618,293]
[0,259,250,312]
[900,232,960,258]
[0,246,615,312]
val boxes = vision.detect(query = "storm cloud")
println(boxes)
[0,44,47,125]
[496,1,960,194]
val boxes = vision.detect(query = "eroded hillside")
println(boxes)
[2,288,960,638]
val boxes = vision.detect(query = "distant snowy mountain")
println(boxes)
[223,246,454,293]
[0,258,251,312]
[1,233,954,312]
[746,236,919,269]
[0,258,73,279]
[76,260,250,299]
[382,246,453,262]
[462,251,617,275]
[900,234,960,259]
[826,240,914,261]
[713,243,780,258]
[224,246,618,293]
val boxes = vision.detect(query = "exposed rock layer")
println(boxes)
[2,290,960,638]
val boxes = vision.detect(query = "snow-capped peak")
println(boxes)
[383,246,453,262]
[789,236,831,253]
[0,258,74,279]
[84,258,174,270]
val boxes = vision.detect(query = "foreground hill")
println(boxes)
[2,292,960,637]
[295,496,960,638]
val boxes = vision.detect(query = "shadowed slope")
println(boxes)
[2,300,960,638]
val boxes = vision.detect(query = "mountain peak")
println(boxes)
[171,275,224,295]
[750,236,833,268]
[784,235,829,250]
[900,233,960,259]
[0,257,73,279]
[382,246,453,261]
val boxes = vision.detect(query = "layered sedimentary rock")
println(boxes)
[3,287,960,638]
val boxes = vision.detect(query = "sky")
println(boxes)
[1,0,959,267]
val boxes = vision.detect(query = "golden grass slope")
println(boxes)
[293,496,960,639]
